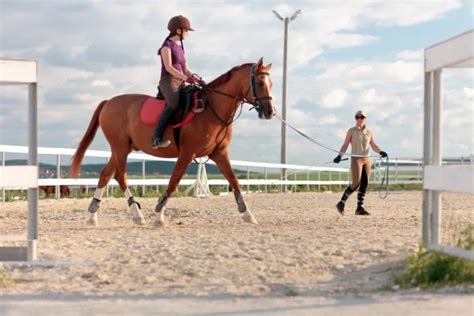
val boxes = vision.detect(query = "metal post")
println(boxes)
[293,170,297,192]
[329,171,332,191]
[27,83,38,261]
[264,167,267,193]
[431,70,442,245]
[105,157,109,198]
[272,10,301,193]
[247,166,250,194]
[142,160,146,196]
[318,171,320,191]
[280,17,289,193]
[2,152,5,203]
[55,154,61,199]
[306,170,309,191]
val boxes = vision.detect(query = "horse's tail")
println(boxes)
[70,100,107,178]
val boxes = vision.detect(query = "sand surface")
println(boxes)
[0,191,472,298]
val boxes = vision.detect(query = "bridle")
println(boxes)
[202,63,273,125]
[248,64,273,114]
[193,63,273,163]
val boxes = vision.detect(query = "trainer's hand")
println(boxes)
[333,155,342,163]
[380,151,388,158]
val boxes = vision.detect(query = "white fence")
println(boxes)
[1,144,350,198]
[0,59,38,261]
[422,30,474,260]
[0,145,433,200]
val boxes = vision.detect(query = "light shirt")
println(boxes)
[350,125,372,156]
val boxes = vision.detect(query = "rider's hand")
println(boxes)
[380,151,388,158]
[197,79,206,86]
[333,155,342,163]
[186,76,196,84]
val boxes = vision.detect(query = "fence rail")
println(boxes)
[0,144,434,201]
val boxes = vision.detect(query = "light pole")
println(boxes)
[273,9,301,193]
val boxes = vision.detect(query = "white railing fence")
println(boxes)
[1,145,351,200]
[3,145,471,202]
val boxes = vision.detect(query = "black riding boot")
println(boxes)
[152,107,173,148]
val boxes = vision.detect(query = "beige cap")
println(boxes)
[355,110,366,118]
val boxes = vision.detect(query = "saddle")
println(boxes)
[140,85,206,127]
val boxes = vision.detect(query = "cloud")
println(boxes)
[396,49,423,61]
[317,114,341,126]
[321,89,348,109]
[0,0,470,164]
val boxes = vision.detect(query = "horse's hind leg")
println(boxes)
[114,151,145,225]
[154,153,195,227]
[210,150,258,224]
[87,156,116,226]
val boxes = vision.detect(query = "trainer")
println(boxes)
[333,110,387,215]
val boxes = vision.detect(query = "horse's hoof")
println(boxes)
[133,216,145,225]
[86,217,98,226]
[153,218,166,228]
[242,211,258,225]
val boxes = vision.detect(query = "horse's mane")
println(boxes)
[207,63,253,89]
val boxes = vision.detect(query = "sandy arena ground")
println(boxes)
[0,191,472,314]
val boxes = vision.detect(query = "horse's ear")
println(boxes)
[256,57,264,67]
[263,63,272,71]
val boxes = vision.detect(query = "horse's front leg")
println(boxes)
[210,150,258,224]
[154,153,195,227]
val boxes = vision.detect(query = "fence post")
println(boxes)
[395,158,398,183]
[306,170,309,191]
[264,167,267,193]
[55,154,61,199]
[105,157,109,198]
[1,152,5,203]
[247,166,250,194]
[318,170,320,191]
[142,160,146,197]
[329,171,332,191]
[338,171,341,190]
[293,170,297,192]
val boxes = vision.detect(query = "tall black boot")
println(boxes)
[355,191,370,215]
[152,107,173,148]
[336,185,355,215]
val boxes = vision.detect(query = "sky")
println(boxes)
[0,0,473,166]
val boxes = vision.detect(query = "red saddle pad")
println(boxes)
[140,97,167,126]
[140,96,199,128]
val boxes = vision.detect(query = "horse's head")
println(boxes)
[248,57,275,120]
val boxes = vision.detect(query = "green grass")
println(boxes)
[395,225,474,288]
[0,273,12,287]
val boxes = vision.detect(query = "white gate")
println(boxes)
[0,59,38,261]
[422,30,474,260]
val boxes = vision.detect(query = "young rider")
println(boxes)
[152,15,196,148]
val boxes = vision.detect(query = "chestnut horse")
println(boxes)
[70,57,274,227]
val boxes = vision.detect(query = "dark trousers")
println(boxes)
[154,76,184,139]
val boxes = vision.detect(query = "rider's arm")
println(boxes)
[161,47,188,81]
[338,129,352,156]
[183,63,193,79]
